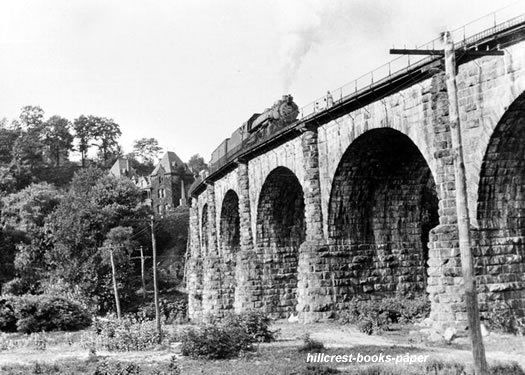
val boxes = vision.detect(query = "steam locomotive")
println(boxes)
[210,95,300,168]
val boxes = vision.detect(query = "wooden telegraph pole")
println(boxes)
[390,31,501,375]
[140,246,146,300]
[151,216,163,343]
[109,246,122,320]
[442,31,487,375]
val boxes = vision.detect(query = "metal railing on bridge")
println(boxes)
[299,1,525,121]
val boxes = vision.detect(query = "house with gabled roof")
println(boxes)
[149,151,194,216]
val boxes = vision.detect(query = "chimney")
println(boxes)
[179,178,187,207]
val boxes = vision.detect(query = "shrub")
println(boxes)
[299,365,340,374]
[220,310,278,343]
[337,295,430,334]
[1,278,32,296]
[0,295,91,333]
[0,298,17,332]
[86,316,175,351]
[0,356,182,374]
[489,362,525,375]
[91,317,151,351]
[357,318,375,335]
[180,325,253,359]
[15,295,92,333]
[484,303,525,335]
[136,298,187,324]
[299,333,325,352]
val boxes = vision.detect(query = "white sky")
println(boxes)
[0,0,519,163]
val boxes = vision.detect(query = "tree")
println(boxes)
[19,106,44,131]
[0,121,19,166]
[187,154,208,175]
[74,115,122,168]
[1,182,62,231]
[42,116,74,167]
[92,117,121,167]
[73,115,97,167]
[10,107,48,188]
[46,167,149,312]
[132,138,163,165]
[0,183,62,289]
[101,226,135,319]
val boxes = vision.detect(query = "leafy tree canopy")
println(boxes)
[187,154,208,175]
[132,137,163,165]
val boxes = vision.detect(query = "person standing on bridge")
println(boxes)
[326,90,334,108]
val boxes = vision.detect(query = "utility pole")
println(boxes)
[140,246,146,300]
[390,31,499,375]
[151,216,162,343]
[442,31,487,375]
[109,246,122,320]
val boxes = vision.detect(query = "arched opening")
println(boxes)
[327,128,439,303]
[256,167,306,318]
[200,204,208,256]
[476,92,525,321]
[219,190,240,311]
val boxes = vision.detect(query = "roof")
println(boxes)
[109,157,133,178]
[151,151,188,176]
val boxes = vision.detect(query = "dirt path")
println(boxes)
[270,321,525,368]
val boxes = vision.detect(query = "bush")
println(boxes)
[300,365,340,375]
[0,356,182,375]
[1,278,32,296]
[338,295,430,335]
[298,333,325,352]
[0,295,91,333]
[87,316,174,351]
[220,310,278,343]
[489,362,525,375]
[135,298,187,324]
[180,324,253,359]
[15,295,92,333]
[0,298,17,332]
[357,318,375,335]
[484,303,525,335]
[181,311,278,359]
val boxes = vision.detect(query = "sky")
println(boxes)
[0,0,520,163]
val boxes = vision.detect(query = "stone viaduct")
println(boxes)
[186,15,525,330]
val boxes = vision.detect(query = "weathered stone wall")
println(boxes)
[255,167,306,318]
[218,190,240,313]
[326,128,439,302]
[233,162,259,313]
[213,168,240,237]
[248,137,305,243]
[187,198,203,321]
[458,41,525,223]
[473,92,525,320]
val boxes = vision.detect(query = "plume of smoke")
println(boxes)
[278,0,329,93]
[277,0,392,94]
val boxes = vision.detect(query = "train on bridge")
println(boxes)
[209,95,300,170]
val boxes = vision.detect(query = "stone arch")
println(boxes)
[219,189,240,311]
[327,128,439,301]
[256,166,306,318]
[475,92,525,320]
[200,203,208,256]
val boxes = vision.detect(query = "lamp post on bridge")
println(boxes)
[390,31,502,375]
